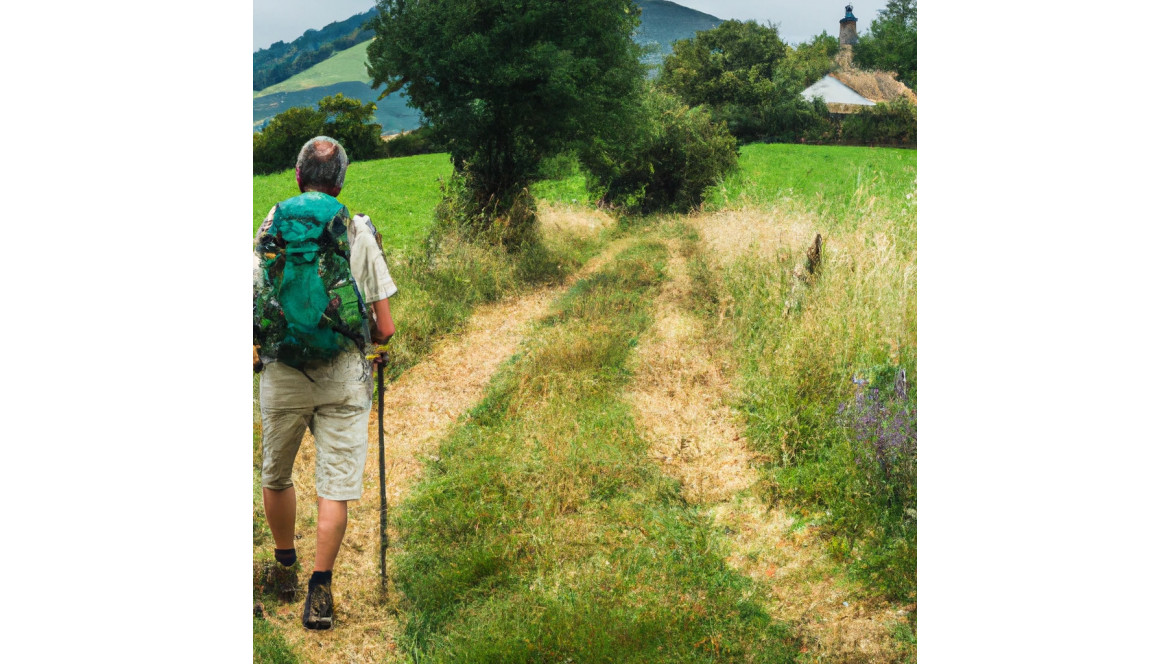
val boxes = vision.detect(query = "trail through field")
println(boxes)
[624,219,913,663]
[260,236,631,663]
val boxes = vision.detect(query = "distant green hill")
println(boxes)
[253,1,723,133]
[253,8,378,91]
[254,39,375,98]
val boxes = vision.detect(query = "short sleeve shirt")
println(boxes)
[254,205,397,305]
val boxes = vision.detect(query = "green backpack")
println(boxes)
[253,192,368,369]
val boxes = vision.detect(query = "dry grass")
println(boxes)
[830,70,917,105]
[625,237,755,504]
[690,208,818,270]
[256,235,631,663]
[710,495,914,664]
[622,215,915,662]
[536,201,615,239]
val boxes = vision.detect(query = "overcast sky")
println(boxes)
[254,1,876,52]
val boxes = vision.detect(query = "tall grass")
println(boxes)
[700,143,917,602]
[392,237,800,662]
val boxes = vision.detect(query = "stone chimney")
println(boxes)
[837,5,859,69]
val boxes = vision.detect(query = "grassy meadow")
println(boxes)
[252,152,451,251]
[253,143,917,661]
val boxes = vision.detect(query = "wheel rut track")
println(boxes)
[624,229,913,664]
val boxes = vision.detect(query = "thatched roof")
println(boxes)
[829,69,917,105]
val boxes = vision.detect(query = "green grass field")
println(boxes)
[252,152,452,251]
[710,143,917,218]
[254,39,375,98]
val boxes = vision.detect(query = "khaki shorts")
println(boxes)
[259,351,373,501]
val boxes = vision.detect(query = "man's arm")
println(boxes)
[370,298,396,344]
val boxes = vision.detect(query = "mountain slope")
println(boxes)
[253,7,378,91]
[254,39,375,98]
[253,0,723,133]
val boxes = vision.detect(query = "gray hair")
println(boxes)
[296,136,349,191]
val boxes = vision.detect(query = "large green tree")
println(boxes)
[657,20,788,109]
[656,20,803,141]
[366,0,645,228]
[853,0,917,90]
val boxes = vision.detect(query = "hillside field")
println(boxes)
[252,143,917,663]
[254,40,376,98]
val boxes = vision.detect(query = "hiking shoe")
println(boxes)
[264,562,300,603]
[302,579,334,630]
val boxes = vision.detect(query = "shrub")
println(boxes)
[580,88,738,214]
[840,97,917,146]
[252,94,383,174]
[759,94,835,143]
[381,125,444,159]
[431,170,539,249]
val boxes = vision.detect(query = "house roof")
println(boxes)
[800,69,917,107]
[801,75,874,106]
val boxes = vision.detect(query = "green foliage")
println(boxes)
[853,0,917,90]
[657,19,788,110]
[530,155,591,206]
[252,94,383,175]
[431,169,540,248]
[657,21,844,144]
[775,31,840,91]
[252,106,325,175]
[367,0,646,237]
[840,97,917,146]
[252,8,377,91]
[580,86,738,214]
[750,93,831,144]
[379,125,442,159]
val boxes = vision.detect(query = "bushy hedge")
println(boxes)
[840,97,917,146]
[580,88,738,214]
[380,125,444,159]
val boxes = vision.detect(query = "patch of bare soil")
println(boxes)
[625,222,914,663]
[261,237,631,663]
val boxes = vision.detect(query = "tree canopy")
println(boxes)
[252,94,382,175]
[656,20,788,110]
[853,0,917,90]
[366,0,645,223]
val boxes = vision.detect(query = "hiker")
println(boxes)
[253,136,397,630]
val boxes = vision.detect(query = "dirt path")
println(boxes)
[624,227,913,663]
[260,236,631,663]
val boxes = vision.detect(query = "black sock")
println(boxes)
[309,570,332,587]
[274,548,297,567]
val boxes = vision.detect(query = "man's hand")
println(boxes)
[368,344,391,367]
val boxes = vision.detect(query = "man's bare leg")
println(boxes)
[263,487,297,550]
[314,498,348,571]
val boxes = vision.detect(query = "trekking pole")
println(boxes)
[377,359,388,595]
